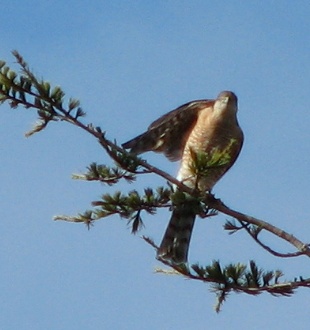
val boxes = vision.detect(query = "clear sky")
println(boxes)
[1,1,310,329]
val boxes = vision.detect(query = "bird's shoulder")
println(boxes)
[148,99,214,131]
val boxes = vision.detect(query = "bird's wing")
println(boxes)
[122,99,214,161]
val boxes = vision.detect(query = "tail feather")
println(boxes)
[157,205,196,264]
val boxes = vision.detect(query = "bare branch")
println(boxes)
[206,196,310,257]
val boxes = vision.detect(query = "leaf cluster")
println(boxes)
[191,260,293,312]
[55,187,171,233]
[0,51,85,136]
[189,139,238,177]
[73,162,136,185]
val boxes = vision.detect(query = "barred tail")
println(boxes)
[157,205,196,264]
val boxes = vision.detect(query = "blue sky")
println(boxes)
[1,1,310,329]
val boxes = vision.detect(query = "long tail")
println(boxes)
[157,204,196,264]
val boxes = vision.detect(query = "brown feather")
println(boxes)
[122,100,214,161]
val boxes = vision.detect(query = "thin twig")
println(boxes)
[207,196,310,257]
[235,219,306,258]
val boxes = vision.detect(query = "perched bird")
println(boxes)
[122,91,243,263]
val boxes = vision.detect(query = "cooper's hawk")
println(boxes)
[122,91,243,263]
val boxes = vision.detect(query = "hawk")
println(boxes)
[122,91,243,263]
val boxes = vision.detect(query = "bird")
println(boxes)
[122,91,244,264]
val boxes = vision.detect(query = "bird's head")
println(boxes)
[214,91,238,114]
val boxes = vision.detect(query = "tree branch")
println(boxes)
[1,51,309,311]
[206,196,310,257]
